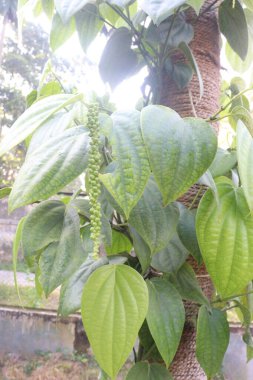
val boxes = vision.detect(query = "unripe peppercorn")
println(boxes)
[87,103,101,259]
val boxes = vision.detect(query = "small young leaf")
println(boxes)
[209,148,237,178]
[196,306,230,378]
[126,362,173,380]
[130,227,151,274]
[81,265,148,379]
[146,277,185,366]
[219,0,248,60]
[105,230,132,255]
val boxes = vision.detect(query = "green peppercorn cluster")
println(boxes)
[87,103,101,259]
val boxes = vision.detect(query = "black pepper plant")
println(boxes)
[1,0,253,379]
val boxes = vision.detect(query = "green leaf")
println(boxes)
[9,127,89,211]
[99,3,120,25]
[177,206,202,265]
[209,148,237,178]
[178,42,204,99]
[0,93,83,156]
[219,0,248,60]
[196,182,253,297]
[129,179,179,254]
[140,0,186,25]
[59,256,108,316]
[75,4,103,52]
[50,13,75,51]
[173,62,193,89]
[41,0,54,19]
[169,263,210,307]
[196,306,230,378]
[13,217,26,304]
[105,230,132,255]
[99,27,139,89]
[107,0,132,6]
[151,232,189,273]
[146,277,185,366]
[244,0,253,11]
[186,0,204,14]
[100,110,150,218]
[40,205,85,295]
[126,362,173,380]
[0,187,11,199]
[138,320,162,361]
[141,105,217,205]
[54,0,91,23]
[230,106,253,136]
[81,264,148,379]
[225,41,253,73]
[237,121,253,212]
[22,200,66,257]
[130,227,151,274]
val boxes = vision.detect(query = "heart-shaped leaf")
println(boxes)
[39,205,85,295]
[146,277,185,366]
[151,232,189,274]
[9,127,89,211]
[81,265,148,379]
[129,178,179,254]
[196,182,253,297]
[100,110,150,218]
[196,306,230,378]
[141,105,217,206]
[0,93,82,156]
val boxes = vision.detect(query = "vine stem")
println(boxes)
[212,289,253,305]
[207,87,253,122]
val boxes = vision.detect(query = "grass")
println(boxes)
[0,284,59,309]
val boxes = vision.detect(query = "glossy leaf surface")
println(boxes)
[81,265,148,379]
[196,182,253,297]
[129,179,179,254]
[196,306,230,378]
[141,105,217,205]
[146,277,185,366]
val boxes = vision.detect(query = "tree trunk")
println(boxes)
[160,1,221,379]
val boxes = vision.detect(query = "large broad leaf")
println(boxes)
[126,362,173,380]
[138,320,162,361]
[54,0,91,23]
[129,179,179,254]
[140,0,186,25]
[50,12,75,51]
[59,256,108,316]
[130,227,151,274]
[151,232,189,273]
[9,127,89,211]
[22,200,66,257]
[169,263,210,307]
[0,93,82,156]
[219,0,248,60]
[237,121,253,212]
[81,265,148,379]
[209,147,237,178]
[75,4,103,52]
[100,110,150,218]
[196,182,253,297]
[99,27,139,89]
[196,306,230,378]
[141,105,217,206]
[0,187,11,199]
[177,205,202,265]
[39,205,85,295]
[146,278,185,366]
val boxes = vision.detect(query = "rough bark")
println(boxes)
[160,1,221,379]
